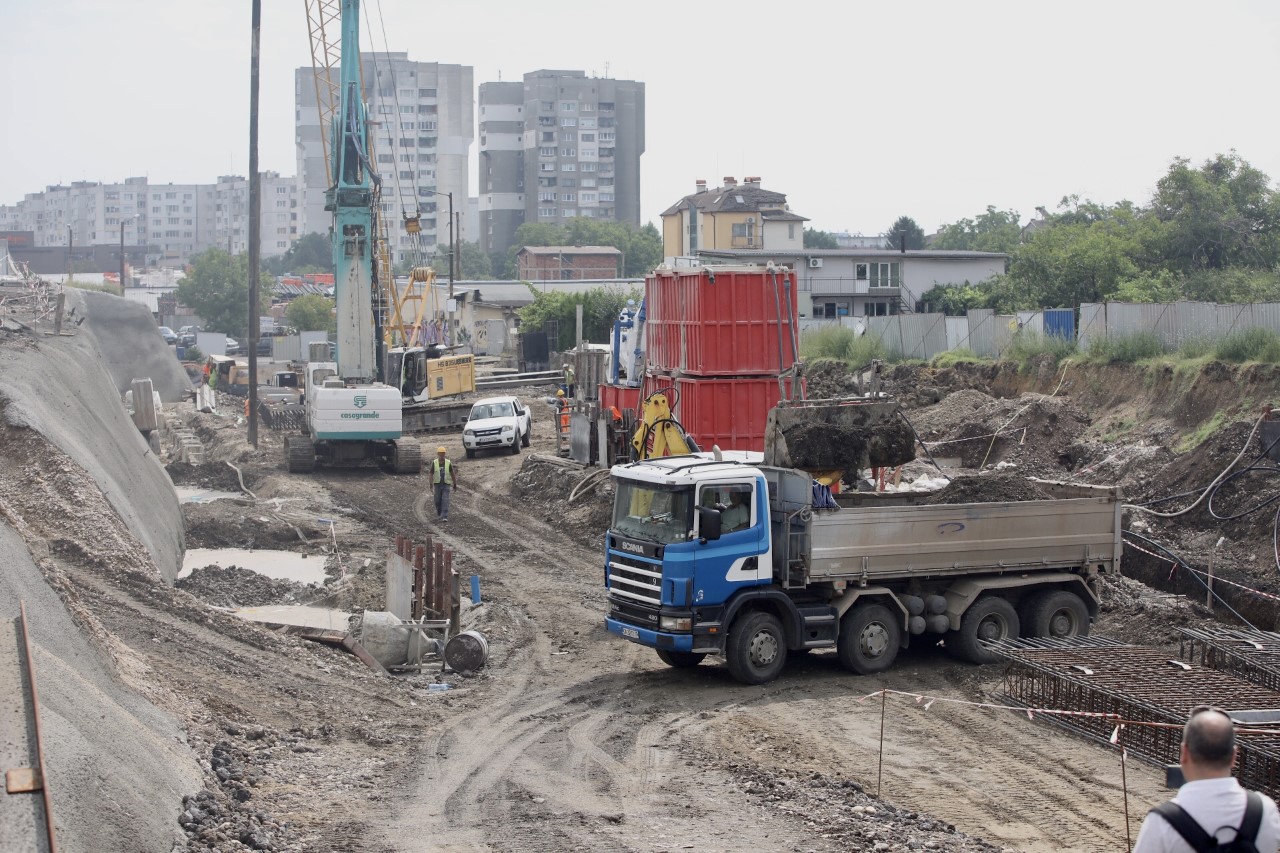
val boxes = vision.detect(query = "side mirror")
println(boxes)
[697,506,722,543]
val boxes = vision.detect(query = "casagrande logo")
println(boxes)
[341,395,381,419]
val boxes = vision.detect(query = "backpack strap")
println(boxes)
[1150,801,1216,852]
[1238,791,1263,846]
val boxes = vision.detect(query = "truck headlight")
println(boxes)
[464,430,474,438]
[501,426,513,433]
[660,616,692,632]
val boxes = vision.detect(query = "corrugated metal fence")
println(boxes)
[1077,301,1280,350]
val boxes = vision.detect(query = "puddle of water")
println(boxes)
[180,548,329,585]
[176,487,244,504]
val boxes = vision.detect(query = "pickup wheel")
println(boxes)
[521,425,531,447]
[837,602,901,675]
[726,611,787,685]
[655,649,706,669]
[465,448,476,459]
[947,596,1019,665]
[1022,590,1090,640]
[284,435,315,473]
[511,433,521,454]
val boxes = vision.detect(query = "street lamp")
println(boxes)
[119,215,137,293]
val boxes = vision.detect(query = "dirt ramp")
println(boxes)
[72,289,191,402]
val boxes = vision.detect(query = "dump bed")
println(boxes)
[777,480,1120,583]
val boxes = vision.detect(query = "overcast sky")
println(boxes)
[4,0,1278,237]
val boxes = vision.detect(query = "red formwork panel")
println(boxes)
[672,376,797,454]
[645,266,800,377]
[598,383,642,416]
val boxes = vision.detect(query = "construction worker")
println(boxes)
[429,446,457,522]
[556,389,571,445]
[562,362,576,399]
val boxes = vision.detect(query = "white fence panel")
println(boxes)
[964,309,998,357]
[945,316,967,352]
[272,335,301,362]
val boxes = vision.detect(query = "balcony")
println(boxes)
[731,236,760,248]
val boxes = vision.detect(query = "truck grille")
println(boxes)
[608,553,662,606]
[475,427,502,437]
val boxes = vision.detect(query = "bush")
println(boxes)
[800,325,889,366]
[1004,330,1078,362]
[1083,331,1164,363]
[1214,327,1280,363]
[1177,335,1215,359]
[932,348,987,368]
[182,345,204,363]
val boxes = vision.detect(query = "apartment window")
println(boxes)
[559,148,576,157]
[419,88,436,98]
[561,178,577,187]
[399,171,414,180]
[400,153,414,163]
[599,102,614,111]
[599,132,615,142]
[277,227,288,235]
[417,127,437,139]
[562,208,577,218]
[378,105,394,114]
[581,149,596,158]
[560,101,576,111]
[562,132,576,142]
[152,206,161,213]
[561,163,576,172]
[165,230,179,237]
[580,192,596,202]
[562,193,576,202]
[580,118,596,129]
[378,154,394,163]
[400,121,415,131]
[560,117,576,127]
[276,186,288,194]
[398,89,416,99]
[400,105,415,114]
[539,146,556,156]
[106,217,118,226]
[276,200,287,208]
[540,101,554,111]
[184,219,193,225]
[538,192,556,202]
[580,163,598,173]
[541,131,556,143]
[168,217,180,225]
[855,263,867,280]
[600,192,614,202]
[539,163,555,173]
[581,133,595,142]
[600,148,615,157]
[165,192,177,199]
[538,207,556,217]
[418,121,434,131]
[581,103,594,112]
[788,223,796,239]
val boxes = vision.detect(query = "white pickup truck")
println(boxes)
[463,395,532,457]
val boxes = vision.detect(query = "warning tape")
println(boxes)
[1123,536,1280,605]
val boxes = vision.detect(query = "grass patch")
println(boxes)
[1175,410,1231,453]
[1214,327,1280,363]
[932,348,989,368]
[1101,416,1138,443]
[1004,330,1078,363]
[1177,336,1215,359]
[1083,331,1164,364]
[800,325,889,366]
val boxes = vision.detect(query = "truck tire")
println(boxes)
[1023,590,1090,640]
[521,426,531,447]
[465,447,476,459]
[837,602,901,675]
[726,611,787,685]
[948,596,1019,665]
[656,649,706,669]
[285,435,315,473]
[511,434,521,454]
[392,439,422,475]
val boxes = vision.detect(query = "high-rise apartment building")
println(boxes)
[0,174,295,266]
[479,70,645,261]
[295,54,473,266]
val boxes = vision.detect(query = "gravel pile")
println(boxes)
[177,565,316,609]
[918,472,1054,504]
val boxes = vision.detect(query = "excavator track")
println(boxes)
[402,400,471,434]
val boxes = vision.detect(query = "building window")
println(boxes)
[559,148,576,156]
[541,131,556,143]
[539,163,555,172]
[788,223,796,239]
[562,193,576,202]
[277,186,288,194]
[600,192,614,202]
[580,163,597,172]
[560,117,576,127]
[560,101,576,111]
[581,133,595,142]
[538,207,556,217]
[540,101,554,111]
[581,149,596,158]
[378,154,394,163]
[538,191,556,202]
[868,262,900,288]
[855,263,868,280]
[539,146,556,156]
[419,88,436,98]
[561,163,576,172]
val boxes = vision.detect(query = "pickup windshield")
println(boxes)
[611,480,693,544]
[470,402,515,420]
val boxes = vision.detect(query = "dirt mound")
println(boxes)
[918,472,1054,504]
[167,459,247,491]
[907,390,1091,476]
[512,455,613,547]
[177,564,316,608]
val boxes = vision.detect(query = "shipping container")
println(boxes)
[645,266,800,376]
[672,375,797,454]
[599,383,642,417]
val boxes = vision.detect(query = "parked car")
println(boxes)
[177,325,199,348]
[462,396,532,458]
[224,337,242,355]
[158,325,177,345]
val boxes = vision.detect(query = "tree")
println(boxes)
[1151,152,1280,272]
[517,284,641,350]
[427,240,493,280]
[804,228,839,249]
[931,207,1023,254]
[264,232,333,276]
[883,216,925,250]
[286,294,336,332]
[177,248,274,337]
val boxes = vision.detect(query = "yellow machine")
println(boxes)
[631,392,697,459]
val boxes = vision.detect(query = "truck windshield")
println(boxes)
[611,480,694,544]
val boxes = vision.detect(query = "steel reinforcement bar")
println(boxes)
[1179,627,1280,693]
[998,637,1280,798]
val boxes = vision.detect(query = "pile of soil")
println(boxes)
[917,472,1054,504]
[167,460,247,491]
[177,564,316,608]
[511,455,614,548]
[907,390,1092,476]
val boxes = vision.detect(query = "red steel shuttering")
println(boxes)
[598,383,642,417]
[645,266,800,377]
[671,375,798,454]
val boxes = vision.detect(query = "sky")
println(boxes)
[3,0,1279,237]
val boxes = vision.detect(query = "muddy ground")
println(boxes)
[19,356,1280,852]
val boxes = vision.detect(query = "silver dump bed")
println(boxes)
[764,471,1121,583]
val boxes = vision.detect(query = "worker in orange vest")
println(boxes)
[556,389,571,438]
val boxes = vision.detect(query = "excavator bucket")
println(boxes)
[763,398,916,472]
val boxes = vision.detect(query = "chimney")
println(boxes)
[744,176,761,188]
[723,176,737,189]
[695,179,707,194]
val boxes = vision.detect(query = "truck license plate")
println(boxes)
[622,627,639,639]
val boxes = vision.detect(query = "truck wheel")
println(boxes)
[656,649,706,669]
[465,448,475,459]
[521,427,531,447]
[285,435,315,473]
[948,597,1019,665]
[511,434,521,454]
[1023,591,1090,640]
[837,602,901,675]
[392,439,422,475]
[726,611,787,685]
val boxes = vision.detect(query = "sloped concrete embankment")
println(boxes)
[0,289,200,852]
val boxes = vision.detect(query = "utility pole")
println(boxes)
[66,225,73,283]
[246,0,262,448]
[445,192,454,346]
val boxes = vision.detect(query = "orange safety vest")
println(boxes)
[558,399,570,433]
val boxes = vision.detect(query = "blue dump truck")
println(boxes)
[604,451,1122,684]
